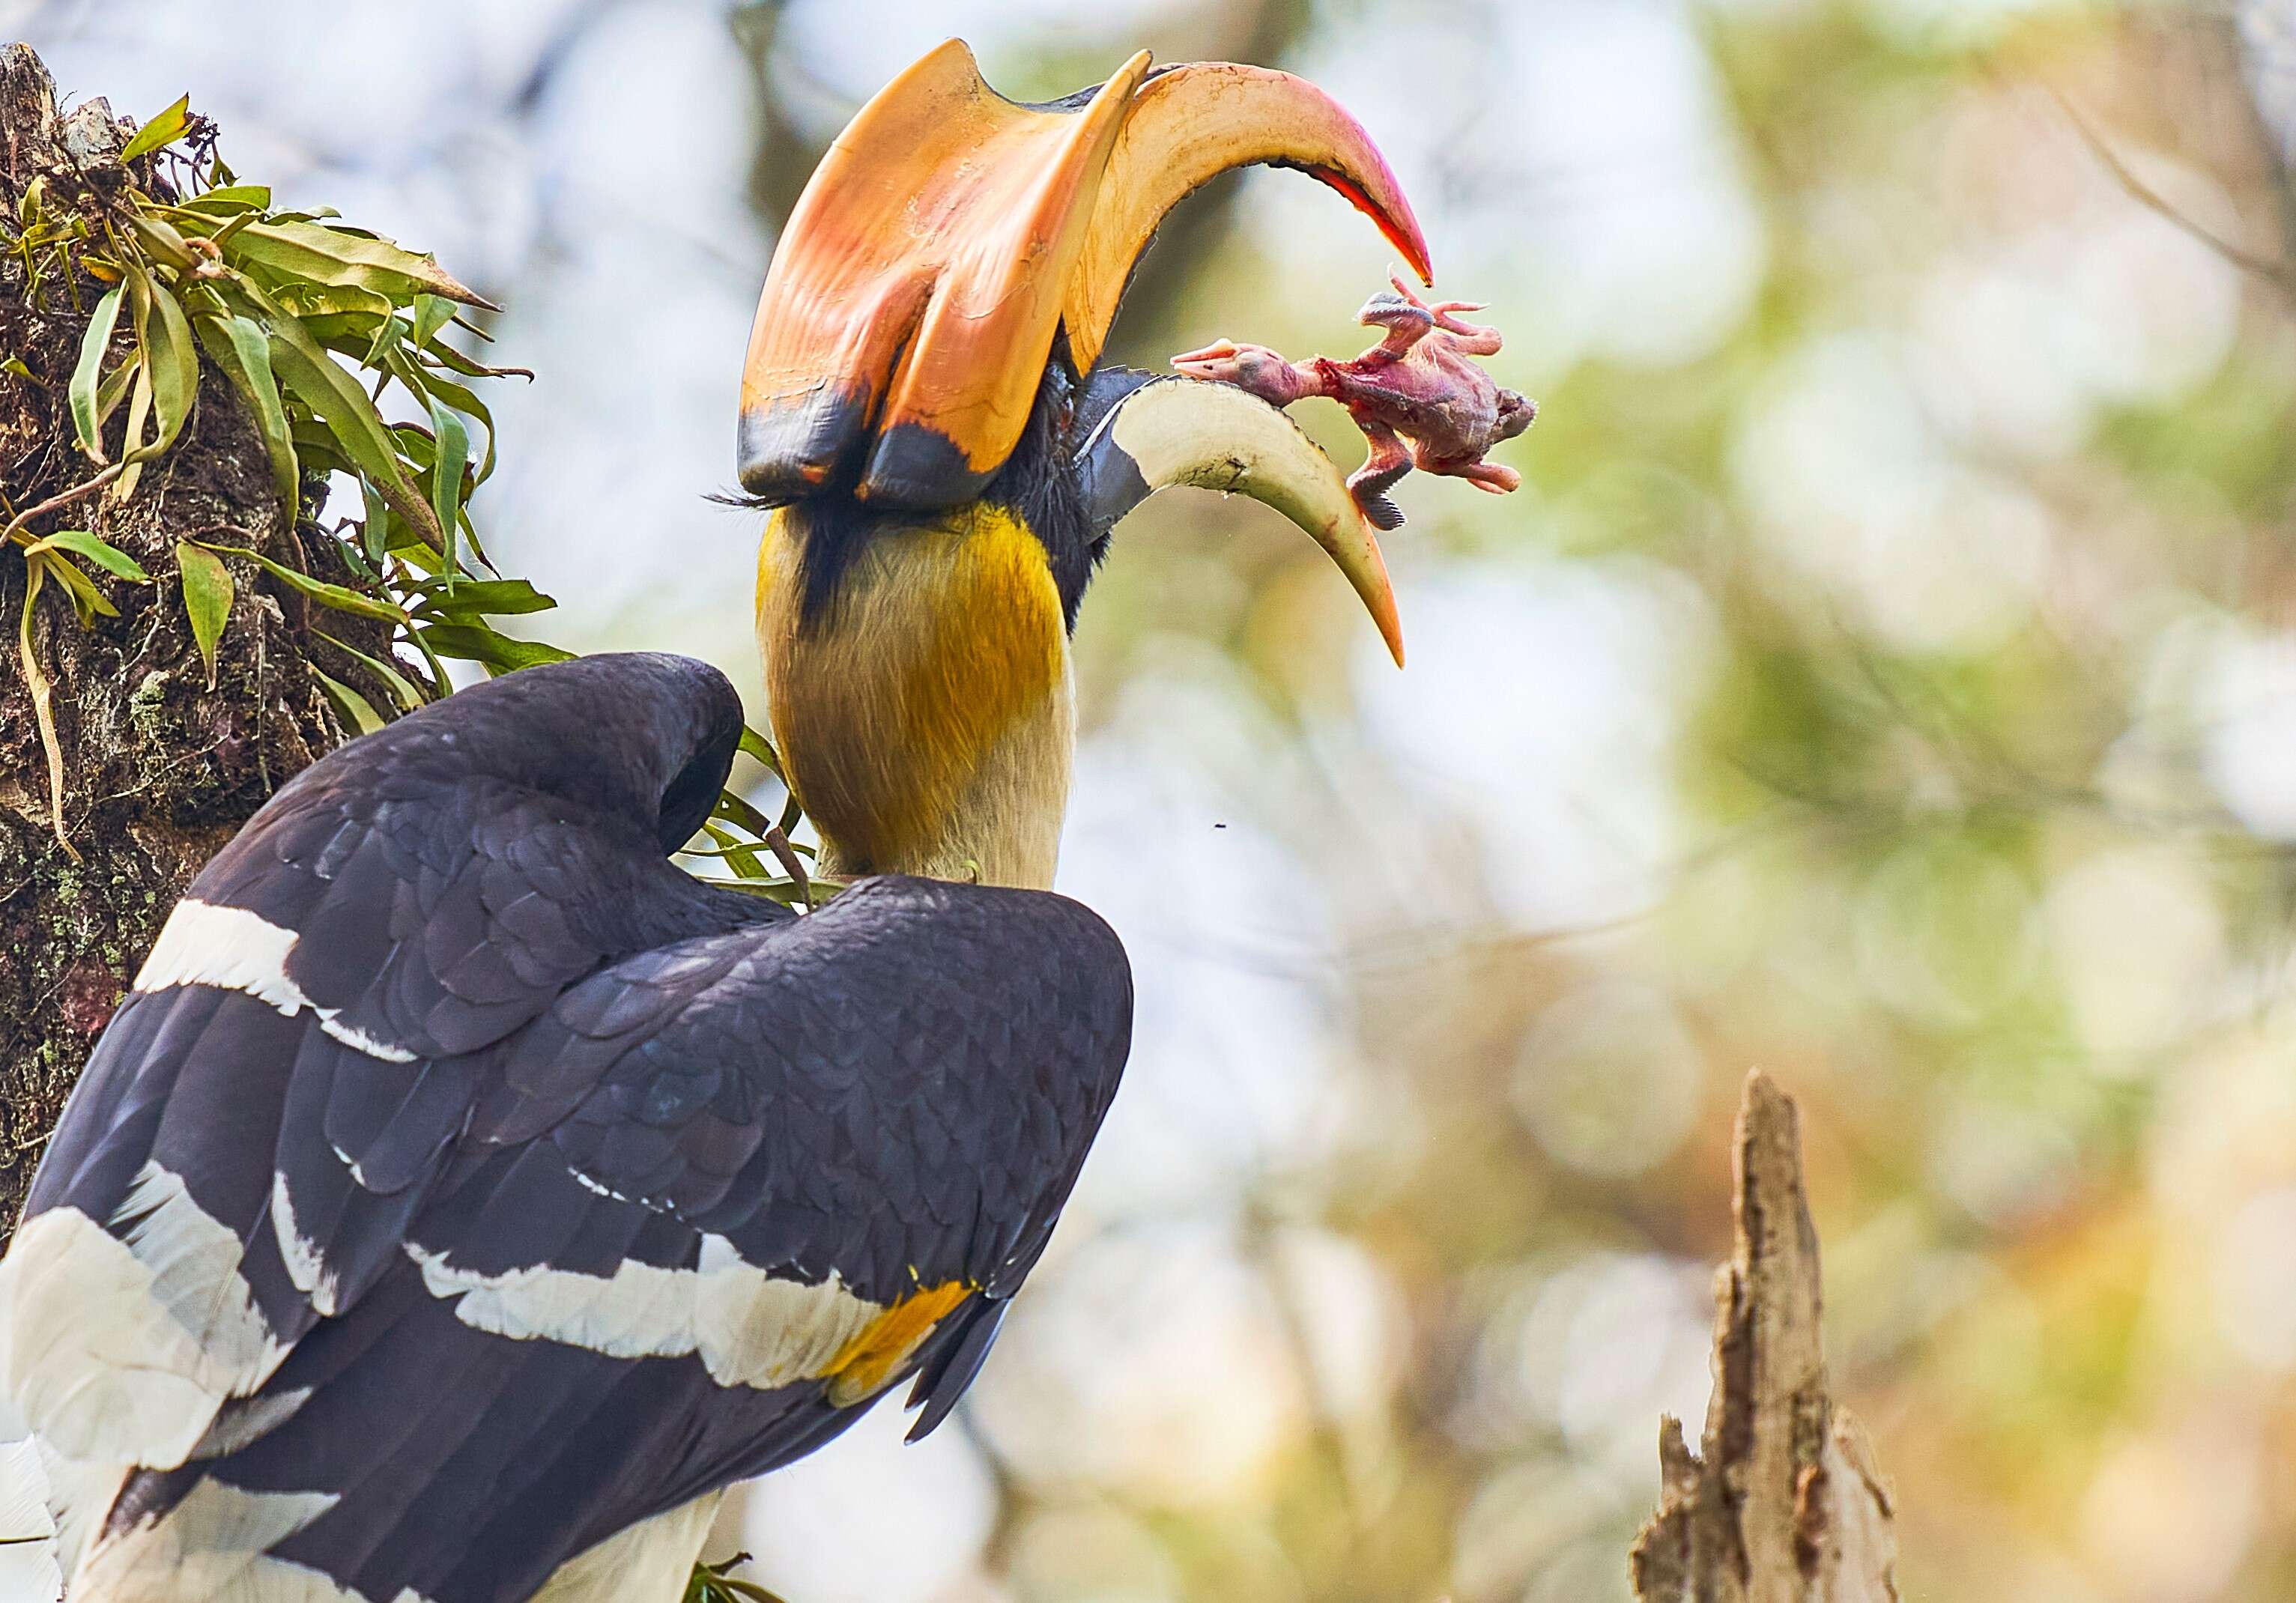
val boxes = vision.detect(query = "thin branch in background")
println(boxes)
[2047,82,2296,291]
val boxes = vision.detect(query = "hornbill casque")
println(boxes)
[0,39,1480,1603]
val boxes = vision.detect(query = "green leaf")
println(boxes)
[46,553,118,625]
[68,286,124,461]
[414,622,575,674]
[175,541,232,688]
[738,724,785,781]
[119,94,192,161]
[332,532,378,585]
[221,276,443,548]
[419,339,530,383]
[408,577,555,619]
[125,213,199,273]
[410,294,455,350]
[453,506,491,575]
[175,185,273,216]
[205,208,262,255]
[361,475,392,567]
[730,725,801,831]
[693,822,772,879]
[313,631,426,713]
[93,346,139,432]
[1,356,33,381]
[404,618,452,697]
[190,539,408,625]
[296,316,394,361]
[389,353,497,482]
[390,534,446,575]
[273,280,395,324]
[312,667,385,735]
[286,416,354,478]
[681,842,775,875]
[113,363,153,499]
[25,530,150,583]
[129,265,200,460]
[387,422,437,475]
[193,312,298,518]
[226,220,498,309]
[710,790,777,838]
[365,315,411,372]
[426,395,469,582]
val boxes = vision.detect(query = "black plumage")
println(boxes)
[19,652,1132,1603]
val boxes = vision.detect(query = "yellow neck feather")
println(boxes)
[754,503,1073,891]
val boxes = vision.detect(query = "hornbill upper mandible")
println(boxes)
[0,40,1433,1603]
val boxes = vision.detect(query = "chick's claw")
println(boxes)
[1169,275,1534,528]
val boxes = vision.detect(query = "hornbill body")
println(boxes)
[0,40,1438,1603]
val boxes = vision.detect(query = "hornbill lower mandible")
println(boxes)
[0,38,1445,1603]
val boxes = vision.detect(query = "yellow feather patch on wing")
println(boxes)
[822,1279,974,1406]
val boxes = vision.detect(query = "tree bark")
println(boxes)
[1629,1072,1901,1603]
[0,44,381,1232]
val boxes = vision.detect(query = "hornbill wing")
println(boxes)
[477,875,1130,1312]
[0,655,771,1472]
[88,877,1130,1603]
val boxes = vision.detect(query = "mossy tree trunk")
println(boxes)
[0,44,389,1231]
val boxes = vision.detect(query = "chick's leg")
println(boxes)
[1348,418,1415,530]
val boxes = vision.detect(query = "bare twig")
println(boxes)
[760,825,811,902]
[1,459,127,548]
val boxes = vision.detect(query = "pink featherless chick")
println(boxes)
[1171,273,1536,530]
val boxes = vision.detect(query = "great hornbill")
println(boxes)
[0,40,1454,1603]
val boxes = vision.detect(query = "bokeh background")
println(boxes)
[13,0,2296,1598]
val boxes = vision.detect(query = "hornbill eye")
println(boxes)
[736,38,1429,664]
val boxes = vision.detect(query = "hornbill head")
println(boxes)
[739,41,1429,891]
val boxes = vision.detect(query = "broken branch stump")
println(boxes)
[1629,1071,1900,1603]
